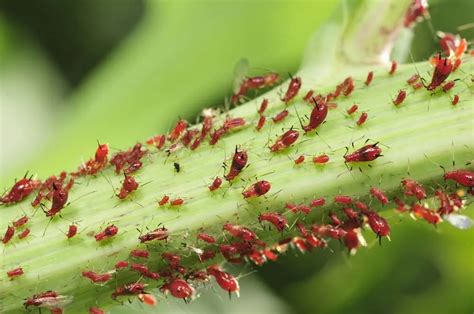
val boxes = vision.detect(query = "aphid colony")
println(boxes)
[2,9,472,311]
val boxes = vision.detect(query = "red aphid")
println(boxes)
[146,134,166,149]
[117,174,139,199]
[190,137,201,150]
[407,74,420,85]
[131,263,151,276]
[347,104,358,115]
[2,225,15,244]
[24,291,72,309]
[303,90,314,102]
[199,249,217,262]
[313,154,329,164]
[13,215,28,228]
[412,82,423,90]
[95,224,118,241]
[363,210,390,238]
[401,178,426,200]
[242,180,271,198]
[7,267,24,278]
[197,232,216,244]
[1,177,40,205]
[124,160,143,174]
[270,129,300,152]
[427,55,453,91]
[354,200,368,212]
[139,227,168,243]
[389,60,397,75]
[356,112,368,126]
[442,81,455,92]
[44,183,70,217]
[392,90,407,106]
[138,293,157,306]
[170,198,184,206]
[168,119,188,142]
[209,127,226,145]
[329,212,342,226]
[444,169,474,187]
[281,75,302,103]
[272,110,289,123]
[225,148,248,181]
[115,261,129,269]
[18,228,30,239]
[161,278,195,300]
[89,307,105,314]
[452,95,459,105]
[310,197,326,207]
[404,0,429,27]
[208,177,223,191]
[112,282,147,299]
[296,222,309,236]
[303,99,328,132]
[82,271,112,283]
[162,252,181,268]
[294,155,305,165]
[223,223,257,241]
[130,249,149,259]
[256,115,266,131]
[453,58,461,72]
[158,195,170,206]
[258,212,288,232]
[258,99,268,115]
[344,143,382,163]
[411,203,442,225]
[207,265,240,297]
[334,195,352,205]
[365,71,374,86]
[67,224,78,238]
[344,229,360,252]
[223,117,246,131]
[95,143,109,164]
[370,187,389,205]
[343,207,359,221]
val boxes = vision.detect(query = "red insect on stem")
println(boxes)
[412,82,423,90]
[13,215,28,228]
[258,212,288,232]
[170,198,184,206]
[242,180,271,199]
[1,176,40,205]
[7,267,24,278]
[389,60,397,75]
[138,293,157,307]
[334,195,352,205]
[426,55,453,91]
[303,90,314,102]
[161,278,195,300]
[443,169,474,187]
[95,224,118,241]
[112,282,147,300]
[442,81,455,92]
[139,227,168,243]
[401,179,426,200]
[344,143,383,163]
[363,210,391,240]
[168,119,188,142]
[197,232,216,244]
[67,224,78,239]
[2,225,15,244]
[281,75,302,103]
[208,177,223,191]
[370,187,389,205]
[117,174,139,200]
[82,271,112,283]
[313,154,329,164]
[24,291,72,310]
[404,0,429,27]
[452,95,459,105]
[130,249,149,259]
[223,117,246,131]
[223,223,257,241]
[18,228,30,239]
[258,99,268,115]
[225,148,248,181]
[270,129,300,152]
[365,71,374,86]
[406,74,420,85]
[95,143,109,164]
[303,98,328,133]
[158,195,170,206]
[256,115,266,131]
[392,90,407,106]
[146,134,166,150]
[272,110,289,123]
[207,265,240,298]
[115,261,129,269]
[347,104,358,115]
[356,112,368,126]
[310,197,326,208]
[294,155,305,165]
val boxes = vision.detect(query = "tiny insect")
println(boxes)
[426,55,453,91]
[270,129,300,152]
[115,261,129,269]
[1,176,40,205]
[406,74,420,85]
[7,267,24,278]
[207,265,240,298]
[138,293,157,307]
[197,232,216,244]
[392,90,407,106]
[365,71,374,86]
[256,115,266,131]
[130,249,149,258]
[334,195,352,205]
[242,180,271,199]
[303,90,314,102]
[82,271,112,283]
[452,95,459,105]
[139,227,168,243]
[112,282,147,300]
[95,224,118,241]
[18,228,30,239]
[223,223,257,241]
[162,252,181,268]
[146,134,166,150]
[190,137,201,150]
[370,187,389,205]
[95,142,109,164]
[272,110,289,123]
[168,119,188,142]
[161,278,195,300]
[363,210,390,240]
[67,224,78,238]
[403,0,429,27]
[344,142,383,163]
[281,75,302,103]
[356,112,368,126]
[209,177,223,191]
[303,98,328,133]
[258,212,288,231]
[442,81,455,92]
[444,169,474,187]
[2,225,15,244]
[223,117,246,131]
[401,178,426,200]
[24,290,73,310]
[158,195,170,206]
[310,198,326,207]
[13,215,28,228]
[117,174,139,200]
[412,82,423,90]
[258,99,268,115]
[347,104,358,115]
[225,148,248,181]
[313,154,329,164]
[389,61,397,75]
[294,155,305,165]
[170,198,184,206]
[453,58,461,72]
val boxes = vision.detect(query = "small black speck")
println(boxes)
[174,162,181,173]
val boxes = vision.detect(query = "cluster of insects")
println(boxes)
[1,1,473,312]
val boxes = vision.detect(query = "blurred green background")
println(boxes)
[0,0,473,313]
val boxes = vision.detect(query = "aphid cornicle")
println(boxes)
[256,115,266,131]
[225,148,248,181]
[344,143,383,163]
